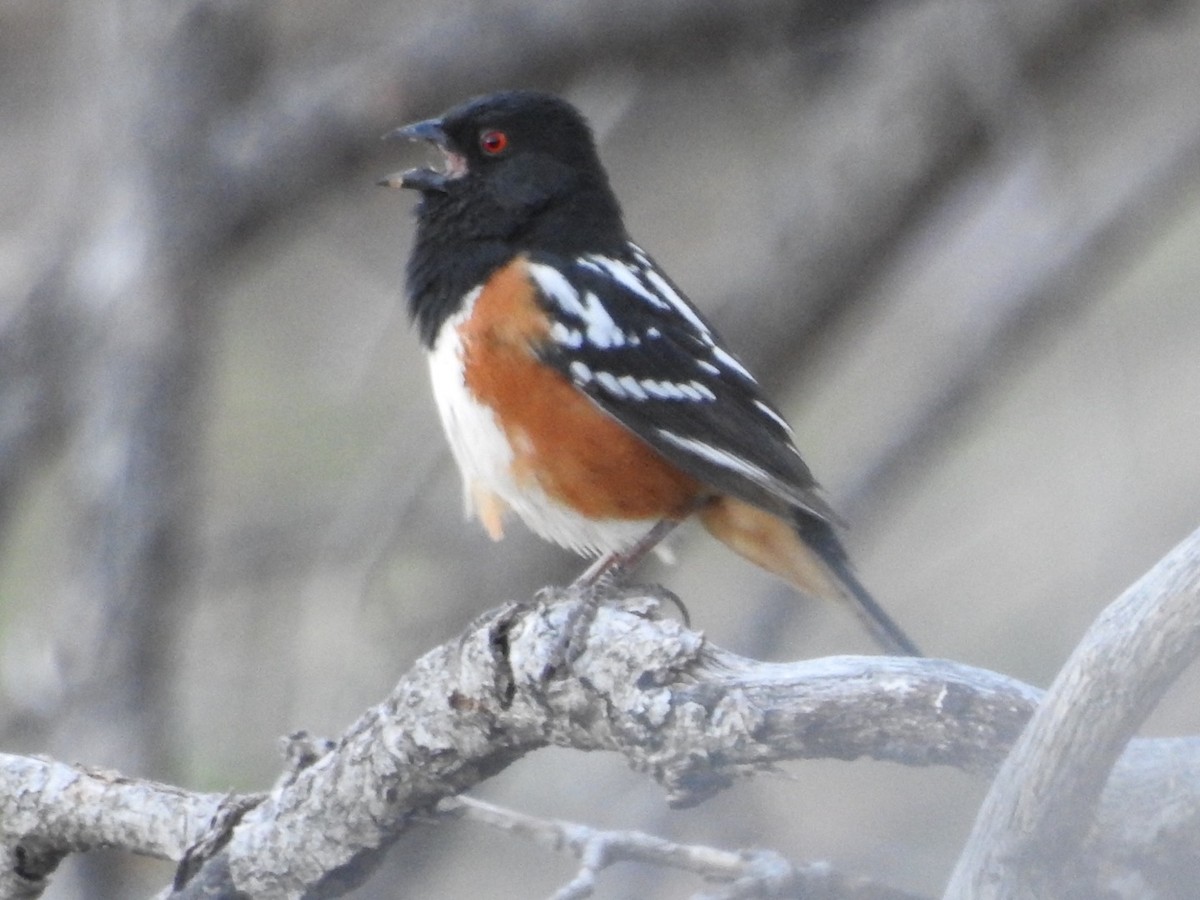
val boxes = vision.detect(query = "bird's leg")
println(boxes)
[540,517,689,678]
[572,517,683,590]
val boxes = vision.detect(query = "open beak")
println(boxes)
[378,117,463,192]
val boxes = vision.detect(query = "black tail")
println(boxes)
[795,514,923,657]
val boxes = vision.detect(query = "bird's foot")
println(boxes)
[533,581,690,679]
[532,583,599,679]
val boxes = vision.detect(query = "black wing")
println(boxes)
[525,244,838,525]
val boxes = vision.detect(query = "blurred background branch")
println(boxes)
[947,524,1200,898]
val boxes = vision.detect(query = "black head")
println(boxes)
[383,91,630,344]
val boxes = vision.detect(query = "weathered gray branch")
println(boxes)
[946,524,1200,899]
[3,543,1199,898]
[438,795,931,900]
[9,593,1028,898]
[839,86,1200,520]
[161,596,1043,897]
[0,752,235,898]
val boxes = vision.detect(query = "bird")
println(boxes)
[380,90,920,656]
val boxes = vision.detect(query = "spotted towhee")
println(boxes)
[381,90,919,656]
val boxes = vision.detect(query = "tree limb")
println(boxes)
[3,561,1197,898]
[164,592,1040,897]
[946,524,1200,899]
[437,794,931,900]
[0,752,235,898]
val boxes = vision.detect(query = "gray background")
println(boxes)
[2,0,1199,896]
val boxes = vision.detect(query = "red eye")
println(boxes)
[479,129,509,155]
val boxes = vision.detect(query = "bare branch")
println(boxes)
[946,525,1200,898]
[439,794,932,900]
[840,99,1200,519]
[154,577,1190,895]
[156,590,1040,896]
[12,582,1020,898]
[2,562,1199,897]
[1087,736,1200,897]
[0,752,234,898]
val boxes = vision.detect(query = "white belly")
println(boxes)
[427,304,654,557]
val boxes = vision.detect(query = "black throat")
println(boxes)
[405,174,628,347]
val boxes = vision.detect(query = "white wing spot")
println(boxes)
[569,361,593,384]
[598,243,719,349]
[754,400,792,433]
[550,321,583,348]
[581,254,669,310]
[672,381,716,402]
[579,291,625,348]
[641,267,713,339]
[712,346,755,382]
[529,262,627,349]
[595,370,626,398]
[618,374,649,400]
[526,262,577,311]
[655,430,775,485]
[641,379,683,400]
